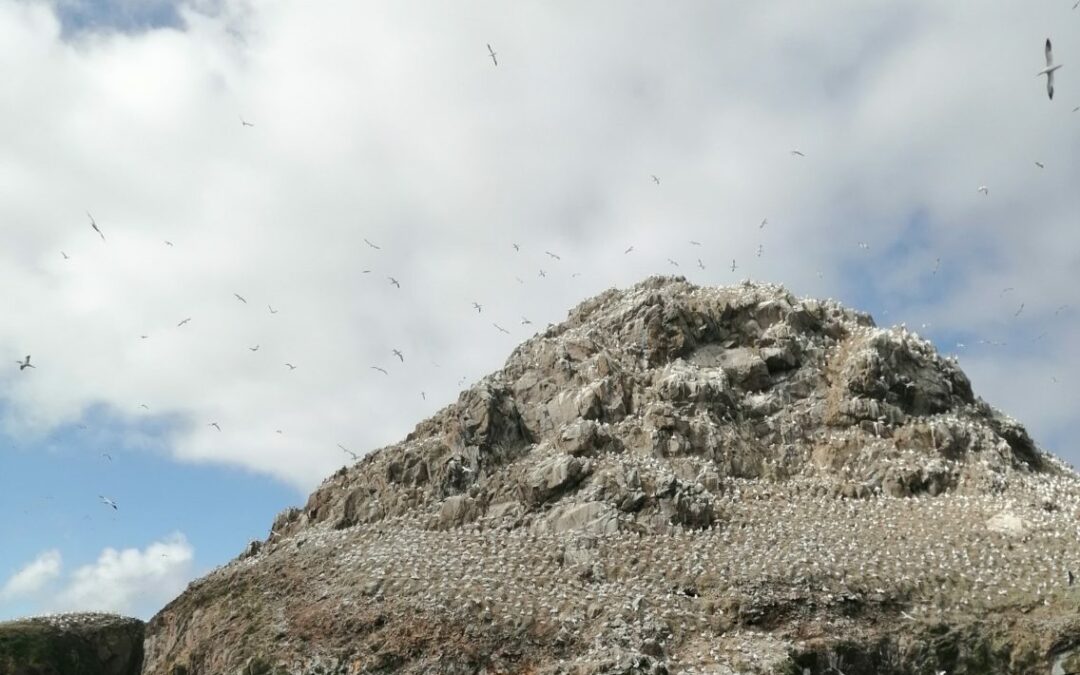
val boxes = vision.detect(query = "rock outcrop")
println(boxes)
[0,613,144,675]
[142,277,1080,674]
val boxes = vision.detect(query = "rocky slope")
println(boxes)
[143,277,1080,674]
[0,613,144,675]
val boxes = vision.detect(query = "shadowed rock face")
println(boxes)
[0,613,144,675]
[142,277,1080,674]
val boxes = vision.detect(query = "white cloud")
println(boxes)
[0,0,1077,493]
[1,550,62,600]
[51,533,194,616]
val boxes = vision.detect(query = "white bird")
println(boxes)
[285,363,296,370]
[1038,38,1062,100]
[493,323,510,334]
[730,259,737,272]
[760,218,767,229]
[472,302,482,313]
[209,422,221,431]
[268,304,278,314]
[87,212,105,242]
[487,43,498,66]
[249,345,259,352]
[240,116,254,127]
[790,149,805,157]
[177,317,191,327]
[234,293,247,303]
[16,355,34,371]
[388,276,400,288]
[363,238,380,250]
[392,349,403,362]
[977,185,989,195]
[99,495,118,510]
[371,365,389,375]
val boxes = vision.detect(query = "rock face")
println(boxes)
[0,613,144,675]
[143,277,1080,674]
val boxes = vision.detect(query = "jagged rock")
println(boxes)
[141,277,1080,675]
[0,613,144,675]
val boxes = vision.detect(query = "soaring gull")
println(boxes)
[87,212,105,242]
[1038,38,1062,100]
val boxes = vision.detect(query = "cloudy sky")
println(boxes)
[1,0,1077,620]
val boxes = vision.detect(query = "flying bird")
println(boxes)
[249,345,260,352]
[177,317,191,327]
[1000,287,1015,296]
[285,363,296,370]
[420,391,426,400]
[730,259,737,273]
[757,244,764,258]
[624,246,634,254]
[1055,304,1069,315]
[493,323,510,334]
[268,305,278,314]
[1038,38,1062,100]
[544,251,561,260]
[139,404,149,410]
[977,185,989,195]
[392,349,404,362]
[61,251,69,260]
[239,116,254,127]
[363,238,381,250]
[697,259,705,270]
[370,366,389,375]
[16,355,34,371]
[140,335,149,339]
[388,276,400,288]
[512,243,520,252]
[101,453,113,461]
[790,150,805,157]
[472,302,482,313]
[521,316,532,325]
[1035,161,1045,168]
[1014,303,1025,317]
[98,495,118,510]
[760,218,768,229]
[164,240,174,247]
[209,422,221,431]
[689,240,701,246]
[667,258,679,267]
[87,212,105,242]
[651,175,660,185]
[338,444,359,460]
[487,43,498,66]
[857,242,870,250]
[538,269,546,278]
[234,293,247,303]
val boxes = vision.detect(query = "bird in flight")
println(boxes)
[1055,304,1070,315]
[249,345,260,352]
[539,269,546,278]
[667,258,679,267]
[209,422,221,431]
[760,218,768,229]
[164,240,174,247]
[493,323,510,334]
[521,316,532,325]
[268,305,278,314]
[545,251,561,260]
[1038,38,1062,100]
[757,244,764,258]
[234,293,247,303]
[420,391,426,400]
[1014,303,1025,317]
[140,335,149,339]
[689,240,701,246]
[977,185,989,195]
[932,258,941,275]
[177,317,192,327]
[16,355,34,371]
[1000,287,1015,296]
[364,238,381,250]
[101,453,113,461]
[790,150,805,157]
[285,363,296,370]
[371,366,389,375]
[487,43,498,66]
[652,175,660,185]
[392,349,404,362]
[338,444,359,460]
[388,276,400,288]
[1035,161,1045,169]
[697,259,705,270]
[61,251,69,260]
[239,116,254,127]
[139,404,149,410]
[857,241,870,250]
[87,212,105,242]
[624,246,634,254]
[473,302,482,313]
[99,495,118,510]
[512,243,520,252]
[730,259,737,273]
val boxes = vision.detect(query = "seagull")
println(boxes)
[87,212,105,242]
[651,175,660,184]
[177,317,191,327]
[285,363,296,370]
[363,238,381,250]
[234,293,247,303]
[790,149,805,157]
[493,323,510,334]
[209,422,221,431]
[544,251,561,260]
[487,43,498,66]
[388,276,400,288]
[1035,161,1045,169]
[857,241,870,250]
[1038,38,1062,100]
[472,302,482,313]
[697,259,705,270]
[1014,303,1025,317]
[249,345,260,352]
[370,366,389,375]
[730,259,737,273]
[392,349,403,362]
[268,305,278,314]
[338,444,359,460]
[538,269,546,278]
[624,246,634,254]
[521,316,532,325]
[977,185,989,195]
[16,355,34,371]
[61,251,69,260]
[164,240,173,247]
[240,116,254,127]
[760,218,767,229]
[512,243,519,252]
[98,495,118,510]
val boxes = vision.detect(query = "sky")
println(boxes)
[0,0,1078,620]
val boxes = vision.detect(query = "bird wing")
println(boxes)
[1048,71,1055,99]
[1046,38,1053,67]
